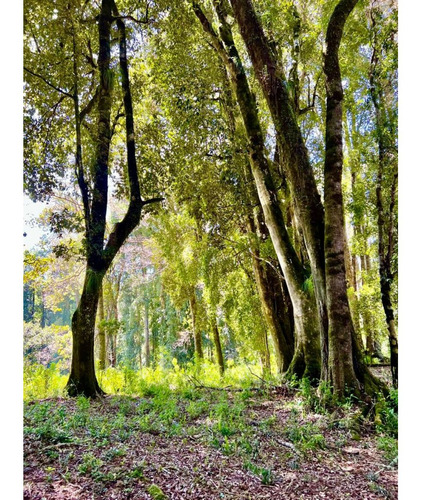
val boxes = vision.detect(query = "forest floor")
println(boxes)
[24,369,397,500]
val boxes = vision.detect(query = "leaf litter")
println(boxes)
[24,390,397,499]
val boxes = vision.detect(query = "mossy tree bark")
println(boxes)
[98,285,107,370]
[323,0,384,397]
[323,0,360,397]
[193,1,321,380]
[229,0,329,383]
[189,292,203,361]
[247,213,294,375]
[144,298,151,368]
[68,269,106,397]
[211,318,225,375]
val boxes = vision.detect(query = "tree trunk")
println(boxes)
[369,10,398,388]
[65,0,162,396]
[189,292,203,360]
[229,0,329,382]
[67,268,106,397]
[324,0,358,396]
[144,299,150,368]
[212,318,225,375]
[323,0,384,397]
[247,214,294,375]
[98,285,107,370]
[139,327,143,371]
[261,329,271,378]
[193,2,321,380]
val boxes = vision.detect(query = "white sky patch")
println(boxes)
[23,195,49,250]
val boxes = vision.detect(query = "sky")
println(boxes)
[23,196,49,250]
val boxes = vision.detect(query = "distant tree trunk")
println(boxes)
[229,0,329,383]
[344,226,361,338]
[40,293,46,328]
[212,318,225,375]
[193,2,320,380]
[138,328,143,371]
[144,299,150,368]
[189,292,203,360]
[261,329,271,378]
[98,285,106,370]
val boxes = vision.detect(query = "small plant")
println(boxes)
[375,390,398,438]
[148,483,167,499]
[78,452,103,476]
[284,419,326,452]
[102,446,126,461]
[76,395,90,411]
[129,462,145,479]
[243,461,274,485]
[377,436,398,463]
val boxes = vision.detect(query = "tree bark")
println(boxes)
[144,299,150,368]
[261,328,271,378]
[323,0,384,397]
[66,0,161,397]
[229,0,329,382]
[67,268,106,397]
[193,1,320,380]
[189,292,203,361]
[247,214,294,375]
[212,318,225,375]
[98,285,107,370]
[369,9,398,388]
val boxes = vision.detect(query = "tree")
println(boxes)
[24,0,163,397]
[192,0,321,379]
[229,0,329,379]
[369,0,398,387]
[323,0,363,396]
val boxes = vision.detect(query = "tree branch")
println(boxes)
[142,197,164,207]
[24,66,74,99]
[80,86,100,121]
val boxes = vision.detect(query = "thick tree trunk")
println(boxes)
[324,0,358,396]
[193,2,321,380]
[67,268,106,397]
[229,0,329,382]
[323,0,384,397]
[98,285,107,370]
[212,318,225,375]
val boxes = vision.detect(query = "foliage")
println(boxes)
[24,321,71,368]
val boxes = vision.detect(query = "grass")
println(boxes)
[24,363,398,499]
[24,359,268,401]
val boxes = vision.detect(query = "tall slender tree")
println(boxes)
[369,2,398,387]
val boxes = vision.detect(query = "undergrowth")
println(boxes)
[24,359,268,401]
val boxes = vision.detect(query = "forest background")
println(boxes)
[1,0,421,496]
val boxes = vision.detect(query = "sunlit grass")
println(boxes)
[23,358,269,401]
